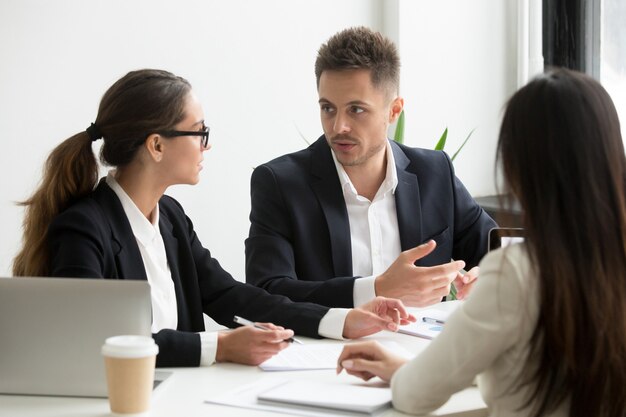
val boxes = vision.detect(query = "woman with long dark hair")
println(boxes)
[13,69,414,368]
[337,68,626,417]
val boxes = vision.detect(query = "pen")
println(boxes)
[233,316,304,344]
[422,317,446,326]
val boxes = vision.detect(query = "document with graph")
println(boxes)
[398,308,453,339]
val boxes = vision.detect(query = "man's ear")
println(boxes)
[145,133,164,162]
[389,97,404,123]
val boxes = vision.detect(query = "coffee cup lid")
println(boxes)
[101,335,158,358]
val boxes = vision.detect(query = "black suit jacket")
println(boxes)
[245,137,496,308]
[47,180,328,367]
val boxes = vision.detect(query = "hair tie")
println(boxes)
[86,123,103,142]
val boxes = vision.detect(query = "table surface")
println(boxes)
[0,304,488,417]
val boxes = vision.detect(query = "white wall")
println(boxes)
[0,0,521,280]
[392,0,519,197]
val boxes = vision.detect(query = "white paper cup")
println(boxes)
[101,335,159,416]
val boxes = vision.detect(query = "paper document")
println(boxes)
[206,377,391,417]
[258,379,391,414]
[259,344,343,371]
[259,341,412,371]
[398,308,453,339]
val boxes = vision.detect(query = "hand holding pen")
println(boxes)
[233,316,304,344]
[215,317,299,365]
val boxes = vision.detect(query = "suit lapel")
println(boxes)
[96,180,192,330]
[92,181,147,280]
[391,142,423,251]
[158,208,192,329]
[310,138,353,277]
[158,212,180,285]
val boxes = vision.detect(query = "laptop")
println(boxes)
[488,227,525,251]
[0,277,155,398]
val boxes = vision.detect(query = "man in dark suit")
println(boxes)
[245,27,496,308]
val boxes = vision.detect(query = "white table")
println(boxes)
[0,304,487,417]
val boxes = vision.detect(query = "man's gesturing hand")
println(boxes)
[375,240,465,307]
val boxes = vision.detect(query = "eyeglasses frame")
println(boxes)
[158,125,210,148]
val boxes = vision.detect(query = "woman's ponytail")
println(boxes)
[12,131,98,276]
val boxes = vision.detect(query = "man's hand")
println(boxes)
[337,340,407,382]
[375,240,465,307]
[216,322,292,365]
[342,297,416,339]
[452,266,479,300]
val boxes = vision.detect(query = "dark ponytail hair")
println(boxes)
[497,68,626,417]
[13,69,191,277]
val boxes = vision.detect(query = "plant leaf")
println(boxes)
[451,128,475,161]
[448,283,457,300]
[293,123,311,146]
[434,127,448,151]
[393,110,405,144]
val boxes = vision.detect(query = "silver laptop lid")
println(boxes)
[0,277,152,397]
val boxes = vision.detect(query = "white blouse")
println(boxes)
[390,244,570,416]
[106,173,178,332]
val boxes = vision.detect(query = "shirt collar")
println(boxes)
[331,140,399,197]
[106,171,160,247]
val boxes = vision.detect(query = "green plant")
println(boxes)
[433,126,475,162]
[393,109,405,144]
[393,110,474,162]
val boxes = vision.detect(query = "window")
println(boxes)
[543,0,626,136]
[600,0,626,133]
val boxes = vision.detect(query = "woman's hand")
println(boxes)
[342,296,416,339]
[337,340,408,382]
[216,322,293,365]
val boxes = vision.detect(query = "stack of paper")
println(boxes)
[258,380,391,415]
[206,377,391,417]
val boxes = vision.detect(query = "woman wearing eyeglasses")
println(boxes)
[336,69,626,417]
[12,69,414,368]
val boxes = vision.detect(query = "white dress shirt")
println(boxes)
[106,173,347,367]
[331,141,402,306]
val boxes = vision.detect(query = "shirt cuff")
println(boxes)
[353,275,377,307]
[197,331,218,367]
[318,308,350,340]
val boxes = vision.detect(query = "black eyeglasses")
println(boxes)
[158,125,210,148]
